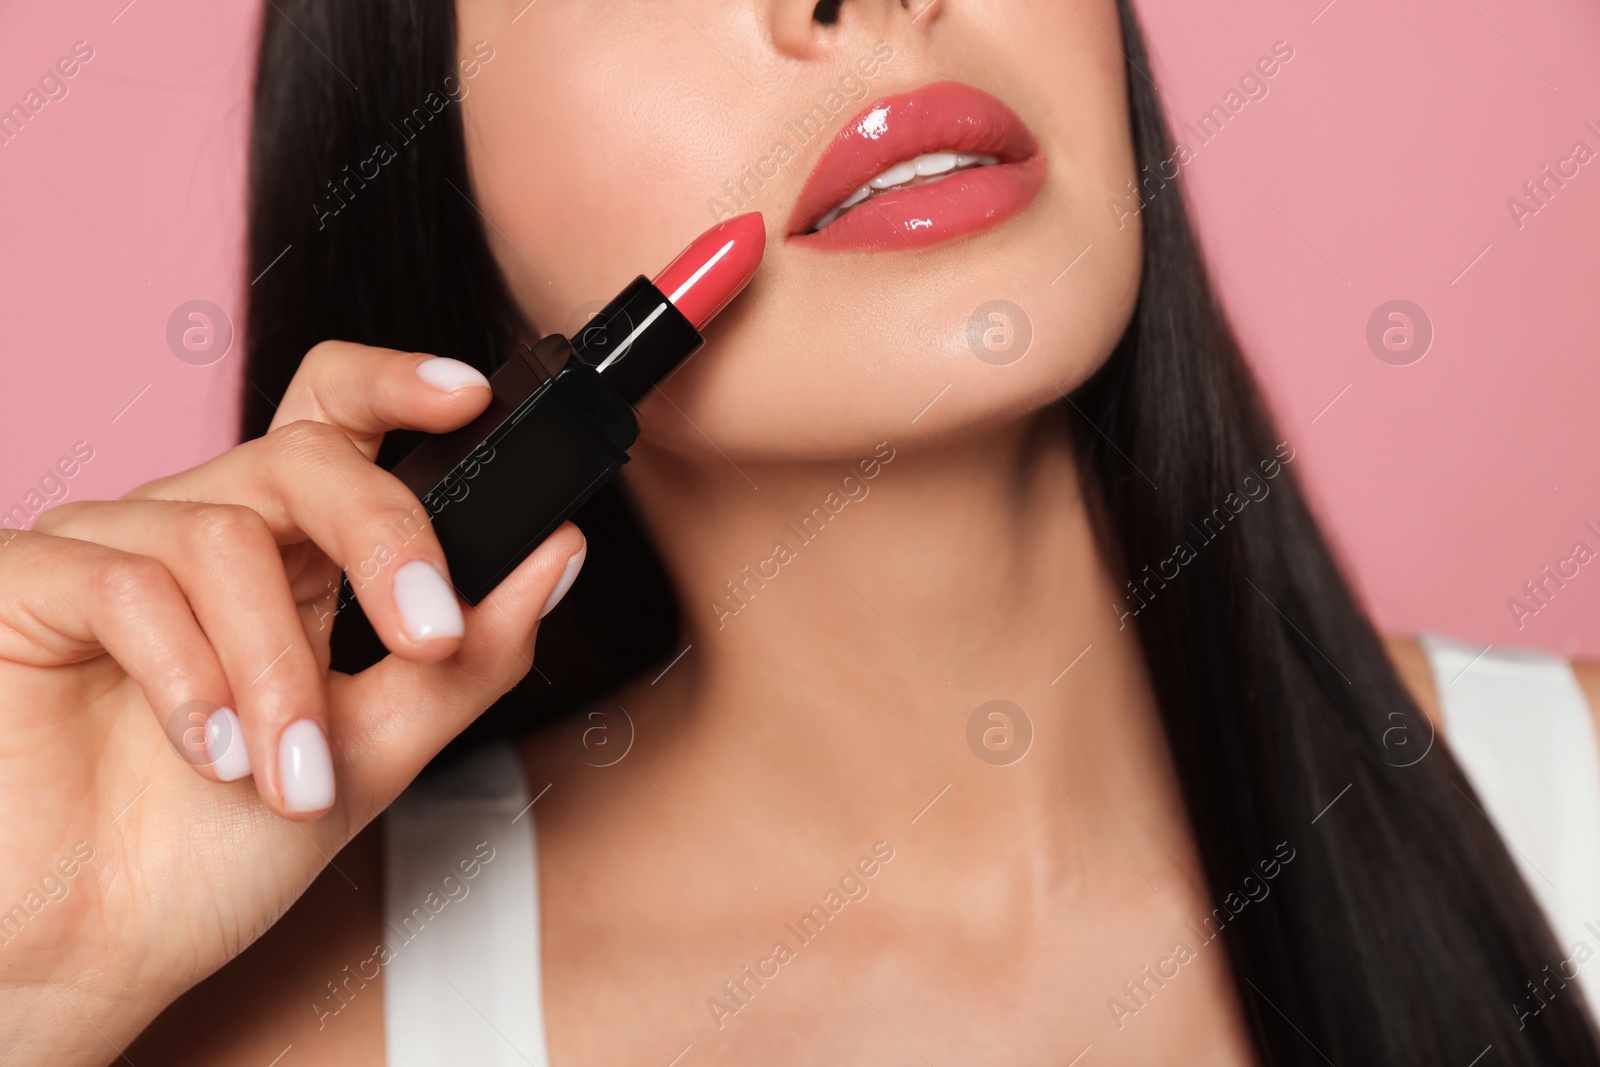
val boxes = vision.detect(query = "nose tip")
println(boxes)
[769,0,930,61]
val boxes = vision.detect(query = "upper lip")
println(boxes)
[787,80,1040,237]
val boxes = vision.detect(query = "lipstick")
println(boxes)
[389,213,764,606]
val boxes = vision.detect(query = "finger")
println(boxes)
[38,500,332,817]
[130,420,467,664]
[269,341,492,459]
[0,531,241,783]
[329,523,587,816]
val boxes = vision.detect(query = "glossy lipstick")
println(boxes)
[389,213,764,605]
[789,81,1044,252]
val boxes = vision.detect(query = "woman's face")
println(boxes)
[456,0,1141,462]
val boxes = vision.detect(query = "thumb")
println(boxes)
[329,522,587,811]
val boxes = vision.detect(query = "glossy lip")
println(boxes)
[787,80,1045,253]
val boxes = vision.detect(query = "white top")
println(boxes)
[1419,634,1600,1007]
[382,636,1600,1063]
[382,743,550,1066]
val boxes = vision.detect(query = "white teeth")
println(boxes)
[870,159,920,189]
[810,151,1002,232]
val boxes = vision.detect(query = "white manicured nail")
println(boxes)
[206,707,252,782]
[279,720,335,813]
[415,357,490,393]
[394,559,465,641]
[540,545,587,619]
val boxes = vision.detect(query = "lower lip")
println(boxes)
[791,156,1047,253]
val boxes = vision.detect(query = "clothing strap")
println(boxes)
[382,741,550,1066]
[1421,633,1600,1018]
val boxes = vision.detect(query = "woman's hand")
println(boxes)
[0,342,586,1066]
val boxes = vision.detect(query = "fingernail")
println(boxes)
[540,544,587,619]
[415,356,490,393]
[279,720,335,813]
[206,707,252,782]
[394,559,465,641]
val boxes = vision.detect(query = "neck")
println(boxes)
[618,408,1194,886]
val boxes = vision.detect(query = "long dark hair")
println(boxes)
[243,2,1599,1062]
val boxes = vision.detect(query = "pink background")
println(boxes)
[2,0,1597,655]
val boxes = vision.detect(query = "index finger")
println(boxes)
[269,340,494,459]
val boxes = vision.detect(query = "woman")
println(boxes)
[2,0,1597,1063]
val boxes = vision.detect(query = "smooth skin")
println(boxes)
[8,0,1599,1065]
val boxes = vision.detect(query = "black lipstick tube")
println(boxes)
[327,210,764,672]
[389,276,700,607]
[326,275,699,675]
